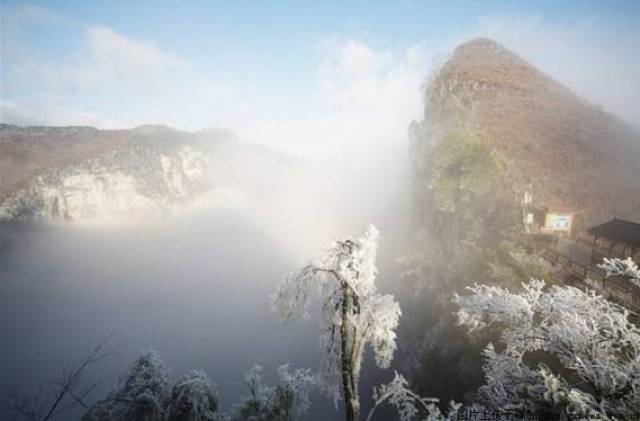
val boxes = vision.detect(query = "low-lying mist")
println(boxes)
[0,136,414,420]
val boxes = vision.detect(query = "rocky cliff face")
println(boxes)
[0,124,283,222]
[412,38,640,243]
[0,143,208,221]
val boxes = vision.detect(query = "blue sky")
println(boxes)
[2,0,640,155]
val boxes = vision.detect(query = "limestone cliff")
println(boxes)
[0,124,291,222]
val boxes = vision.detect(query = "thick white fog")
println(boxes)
[0,132,413,420]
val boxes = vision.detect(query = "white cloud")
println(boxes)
[2,19,424,247]
[1,19,230,130]
[239,38,431,161]
[78,26,190,92]
[319,39,392,78]
[316,39,428,112]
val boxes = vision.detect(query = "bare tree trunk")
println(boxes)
[341,285,360,421]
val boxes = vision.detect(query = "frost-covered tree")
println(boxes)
[83,351,220,421]
[81,350,318,421]
[234,364,318,421]
[272,225,401,421]
[165,371,219,421]
[82,350,171,421]
[453,258,640,420]
[365,372,461,421]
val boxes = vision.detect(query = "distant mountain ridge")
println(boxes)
[0,124,295,221]
[0,124,229,199]
[415,37,640,233]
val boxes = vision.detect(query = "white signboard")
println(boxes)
[544,213,573,233]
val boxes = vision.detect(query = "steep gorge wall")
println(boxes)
[0,126,236,221]
[0,143,210,221]
[0,124,303,223]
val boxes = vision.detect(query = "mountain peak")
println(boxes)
[420,38,640,227]
[454,37,508,53]
[132,124,176,134]
[430,37,559,98]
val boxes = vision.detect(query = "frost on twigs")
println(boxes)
[598,257,640,287]
[82,350,172,421]
[366,372,461,421]
[235,364,319,421]
[453,272,640,419]
[82,350,314,421]
[165,370,219,421]
[272,225,401,420]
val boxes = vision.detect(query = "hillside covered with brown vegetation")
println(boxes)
[415,37,640,235]
[0,125,177,201]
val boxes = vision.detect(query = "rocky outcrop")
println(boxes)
[0,124,301,223]
[0,125,232,221]
[0,143,209,221]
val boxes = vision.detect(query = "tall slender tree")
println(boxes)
[273,225,401,421]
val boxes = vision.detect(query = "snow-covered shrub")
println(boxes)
[82,352,316,421]
[366,372,462,421]
[234,364,318,421]
[165,370,219,421]
[599,257,640,287]
[83,350,171,421]
[453,260,640,419]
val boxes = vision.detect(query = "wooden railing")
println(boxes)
[543,247,640,313]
